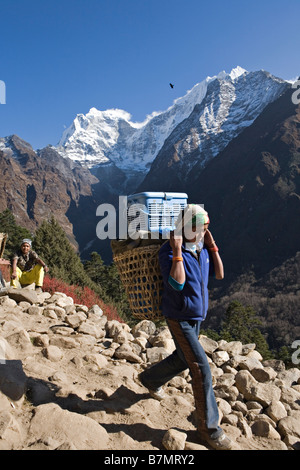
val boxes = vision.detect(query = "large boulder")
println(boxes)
[28,403,109,450]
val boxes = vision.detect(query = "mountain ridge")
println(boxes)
[55,67,248,169]
[0,135,97,246]
[138,70,289,191]
[54,68,288,194]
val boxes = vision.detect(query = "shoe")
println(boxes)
[148,387,165,401]
[201,431,233,450]
[138,372,165,401]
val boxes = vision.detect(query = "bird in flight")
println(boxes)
[169,83,174,89]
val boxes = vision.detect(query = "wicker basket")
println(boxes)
[113,244,164,321]
[0,233,8,259]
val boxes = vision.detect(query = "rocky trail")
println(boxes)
[0,287,299,451]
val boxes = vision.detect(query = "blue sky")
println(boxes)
[0,0,299,149]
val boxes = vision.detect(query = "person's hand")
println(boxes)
[44,266,49,273]
[169,230,183,253]
[11,270,17,280]
[204,229,216,248]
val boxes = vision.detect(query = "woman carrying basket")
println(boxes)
[139,204,232,450]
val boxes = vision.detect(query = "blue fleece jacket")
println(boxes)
[158,241,214,321]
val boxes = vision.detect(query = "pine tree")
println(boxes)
[0,209,32,259]
[84,253,132,324]
[84,252,106,285]
[33,216,95,288]
[220,300,273,359]
[103,262,133,324]
[277,345,299,369]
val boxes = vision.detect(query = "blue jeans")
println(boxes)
[140,319,221,438]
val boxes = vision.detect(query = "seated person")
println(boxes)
[10,239,49,291]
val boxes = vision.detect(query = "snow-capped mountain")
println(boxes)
[0,135,36,164]
[140,69,290,190]
[55,67,289,191]
[56,67,247,171]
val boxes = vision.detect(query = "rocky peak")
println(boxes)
[56,69,289,193]
[0,135,97,246]
[139,71,289,191]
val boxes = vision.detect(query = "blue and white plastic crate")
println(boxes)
[127,192,188,235]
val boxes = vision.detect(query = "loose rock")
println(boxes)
[0,289,299,451]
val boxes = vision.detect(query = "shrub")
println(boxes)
[43,275,123,323]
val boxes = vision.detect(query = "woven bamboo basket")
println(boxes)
[113,244,164,322]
